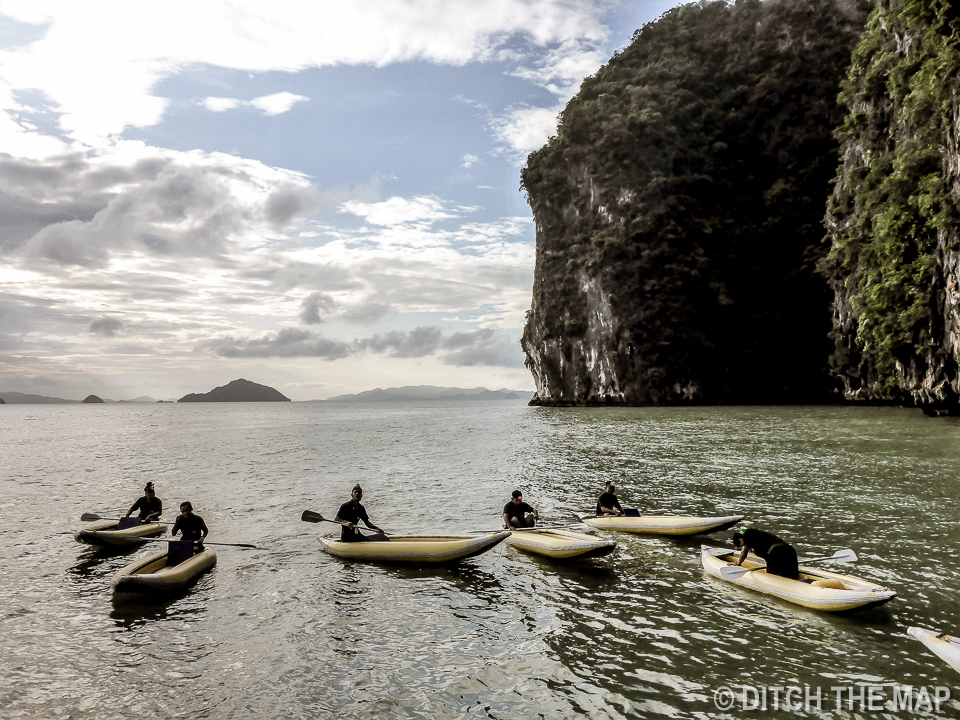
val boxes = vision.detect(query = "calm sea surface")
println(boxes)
[1,402,958,719]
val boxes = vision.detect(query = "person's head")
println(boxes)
[731,527,747,549]
[179,501,193,515]
[511,489,523,503]
[351,484,363,501]
[604,482,616,494]
[144,482,155,497]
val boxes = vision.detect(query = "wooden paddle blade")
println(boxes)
[300,510,325,523]
[834,548,857,563]
[81,513,104,521]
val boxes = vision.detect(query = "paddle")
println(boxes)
[469,524,587,533]
[720,548,858,580]
[140,537,259,549]
[300,510,389,539]
[81,512,172,524]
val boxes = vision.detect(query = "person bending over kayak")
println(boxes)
[125,481,162,523]
[596,482,623,517]
[730,527,799,580]
[172,501,209,547]
[334,485,383,542]
[503,490,538,530]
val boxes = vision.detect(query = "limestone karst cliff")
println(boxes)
[521,0,871,405]
[821,0,960,414]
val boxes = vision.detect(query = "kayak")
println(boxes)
[74,519,167,546]
[700,546,896,612]
[579,513,744,536]
[318,531,510,563]
[506,528,616,560]
[111,543,217,593]
[907,626,960,674]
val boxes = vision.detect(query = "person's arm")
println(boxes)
[359,509,381,533]
[198,518,209,542]
[125,498,139,517]
[334,505,355,530]
[171,517,182,537]
[503,512,514,530]
[144,500,161,522]
[735,546,749,566]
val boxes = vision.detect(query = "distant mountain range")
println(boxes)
[320,385,535,402]
[0,392,167,404]
[0,384,535,404]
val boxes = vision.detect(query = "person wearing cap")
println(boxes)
[730,526,799,579]
[124,482,162,523]
[596,482,623,517]
[335,484,383,542]
[503,490,538,530]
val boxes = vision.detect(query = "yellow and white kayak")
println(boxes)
[579,513,743,536]
[74,519,167,546]
[111,544,217,592]
[318,531,510,563]
[506,528,616,560]
[700,546,896,612]
[907,627,960,674]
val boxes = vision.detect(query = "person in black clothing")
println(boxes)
[125,482,162,523]
[730,527,799,580]
[596,482,623,517]
[334,485,383,542]
[503,490,538,530]
[172,501,209,546]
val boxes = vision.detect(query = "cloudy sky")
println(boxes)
[0,0,679,401]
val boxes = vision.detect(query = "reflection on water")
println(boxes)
[1,403,958,718]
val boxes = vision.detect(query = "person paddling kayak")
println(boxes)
[596,482,623,517]
[172,501,209,547]
[503,490,538,530]
[730,527,799,579]
[124,482,162,523]
[334,485,383,542]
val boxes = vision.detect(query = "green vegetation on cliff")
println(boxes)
[522,0,869,404]
[821,0,960,403]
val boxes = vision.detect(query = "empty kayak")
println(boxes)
[318,531,510,563]
[111,542,217,592]
[75,519,167,546]
[700,546,896,612]
[907,627,960,674]
[506,528,616,560]
[579,513,743,536]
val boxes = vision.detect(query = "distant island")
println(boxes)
[178,378,290,403]
[0,392,168,404]
[82,395,104,403]
[321,385,535,403]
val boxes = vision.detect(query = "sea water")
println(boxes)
[1,402,958,719]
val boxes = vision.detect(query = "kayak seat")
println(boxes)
[167,540,195,567]
[811,578,845,589]
[116,517,141,530]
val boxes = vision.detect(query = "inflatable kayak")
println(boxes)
[700,546,896,612]
[506,528,616,560]
[111,541,217,593]
[318,531,510,563]
[579,513,743,536]
[907,627,960,674]
[75,518,167,546]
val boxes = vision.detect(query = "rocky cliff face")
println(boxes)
[821,0,960,414]
[521,0,870,405]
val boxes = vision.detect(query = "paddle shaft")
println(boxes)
[81,512,172,524]
[721,549,856,579]
[300,510,385,535]
[140,537,258,549]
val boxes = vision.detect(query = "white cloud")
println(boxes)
[339,195,475,227]
[490,104,564,155]
[0,0,611,151]
[461,154,479,168]
[249,92,309,115]
[203,97,241,112]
